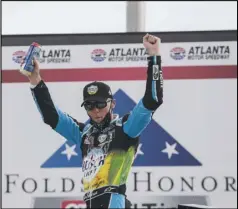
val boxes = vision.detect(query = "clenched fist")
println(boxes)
[143,33,161,56]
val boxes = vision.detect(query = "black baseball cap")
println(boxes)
[81,81,113,106]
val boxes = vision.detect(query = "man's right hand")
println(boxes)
[20,57,42,86]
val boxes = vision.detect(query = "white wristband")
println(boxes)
[30,84,37,89]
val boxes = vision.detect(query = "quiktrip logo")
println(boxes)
[61,200,86,209]
[41,90,202,168]
[31,195,210,208]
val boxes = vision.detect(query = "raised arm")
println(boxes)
[123,34,163,138]
[21,58,84,144]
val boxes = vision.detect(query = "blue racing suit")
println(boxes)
[30,55,163,208]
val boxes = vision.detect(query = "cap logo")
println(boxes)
[87,85,98,95]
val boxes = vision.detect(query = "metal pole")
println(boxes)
[126,1,145,32]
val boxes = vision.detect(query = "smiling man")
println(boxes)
[20,33,164,209]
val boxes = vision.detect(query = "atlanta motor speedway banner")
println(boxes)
[2,33,237,208]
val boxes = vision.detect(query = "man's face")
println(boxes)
[84,99,116,124]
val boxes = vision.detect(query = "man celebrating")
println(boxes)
[21,34,163,208]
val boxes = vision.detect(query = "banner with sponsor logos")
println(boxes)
[2,40,237,208]
[2,41,237,70]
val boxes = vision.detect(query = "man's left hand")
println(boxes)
[143,33,161,56]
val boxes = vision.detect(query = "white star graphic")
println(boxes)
[161,142,179,159]
[135,143,144,159]
[61,144,78,161]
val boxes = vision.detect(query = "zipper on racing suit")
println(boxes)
[84,116,120,208]
[90,183,92,208]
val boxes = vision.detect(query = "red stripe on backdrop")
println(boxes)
[1,65,237,83]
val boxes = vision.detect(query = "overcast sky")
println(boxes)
[2,1,237,35]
